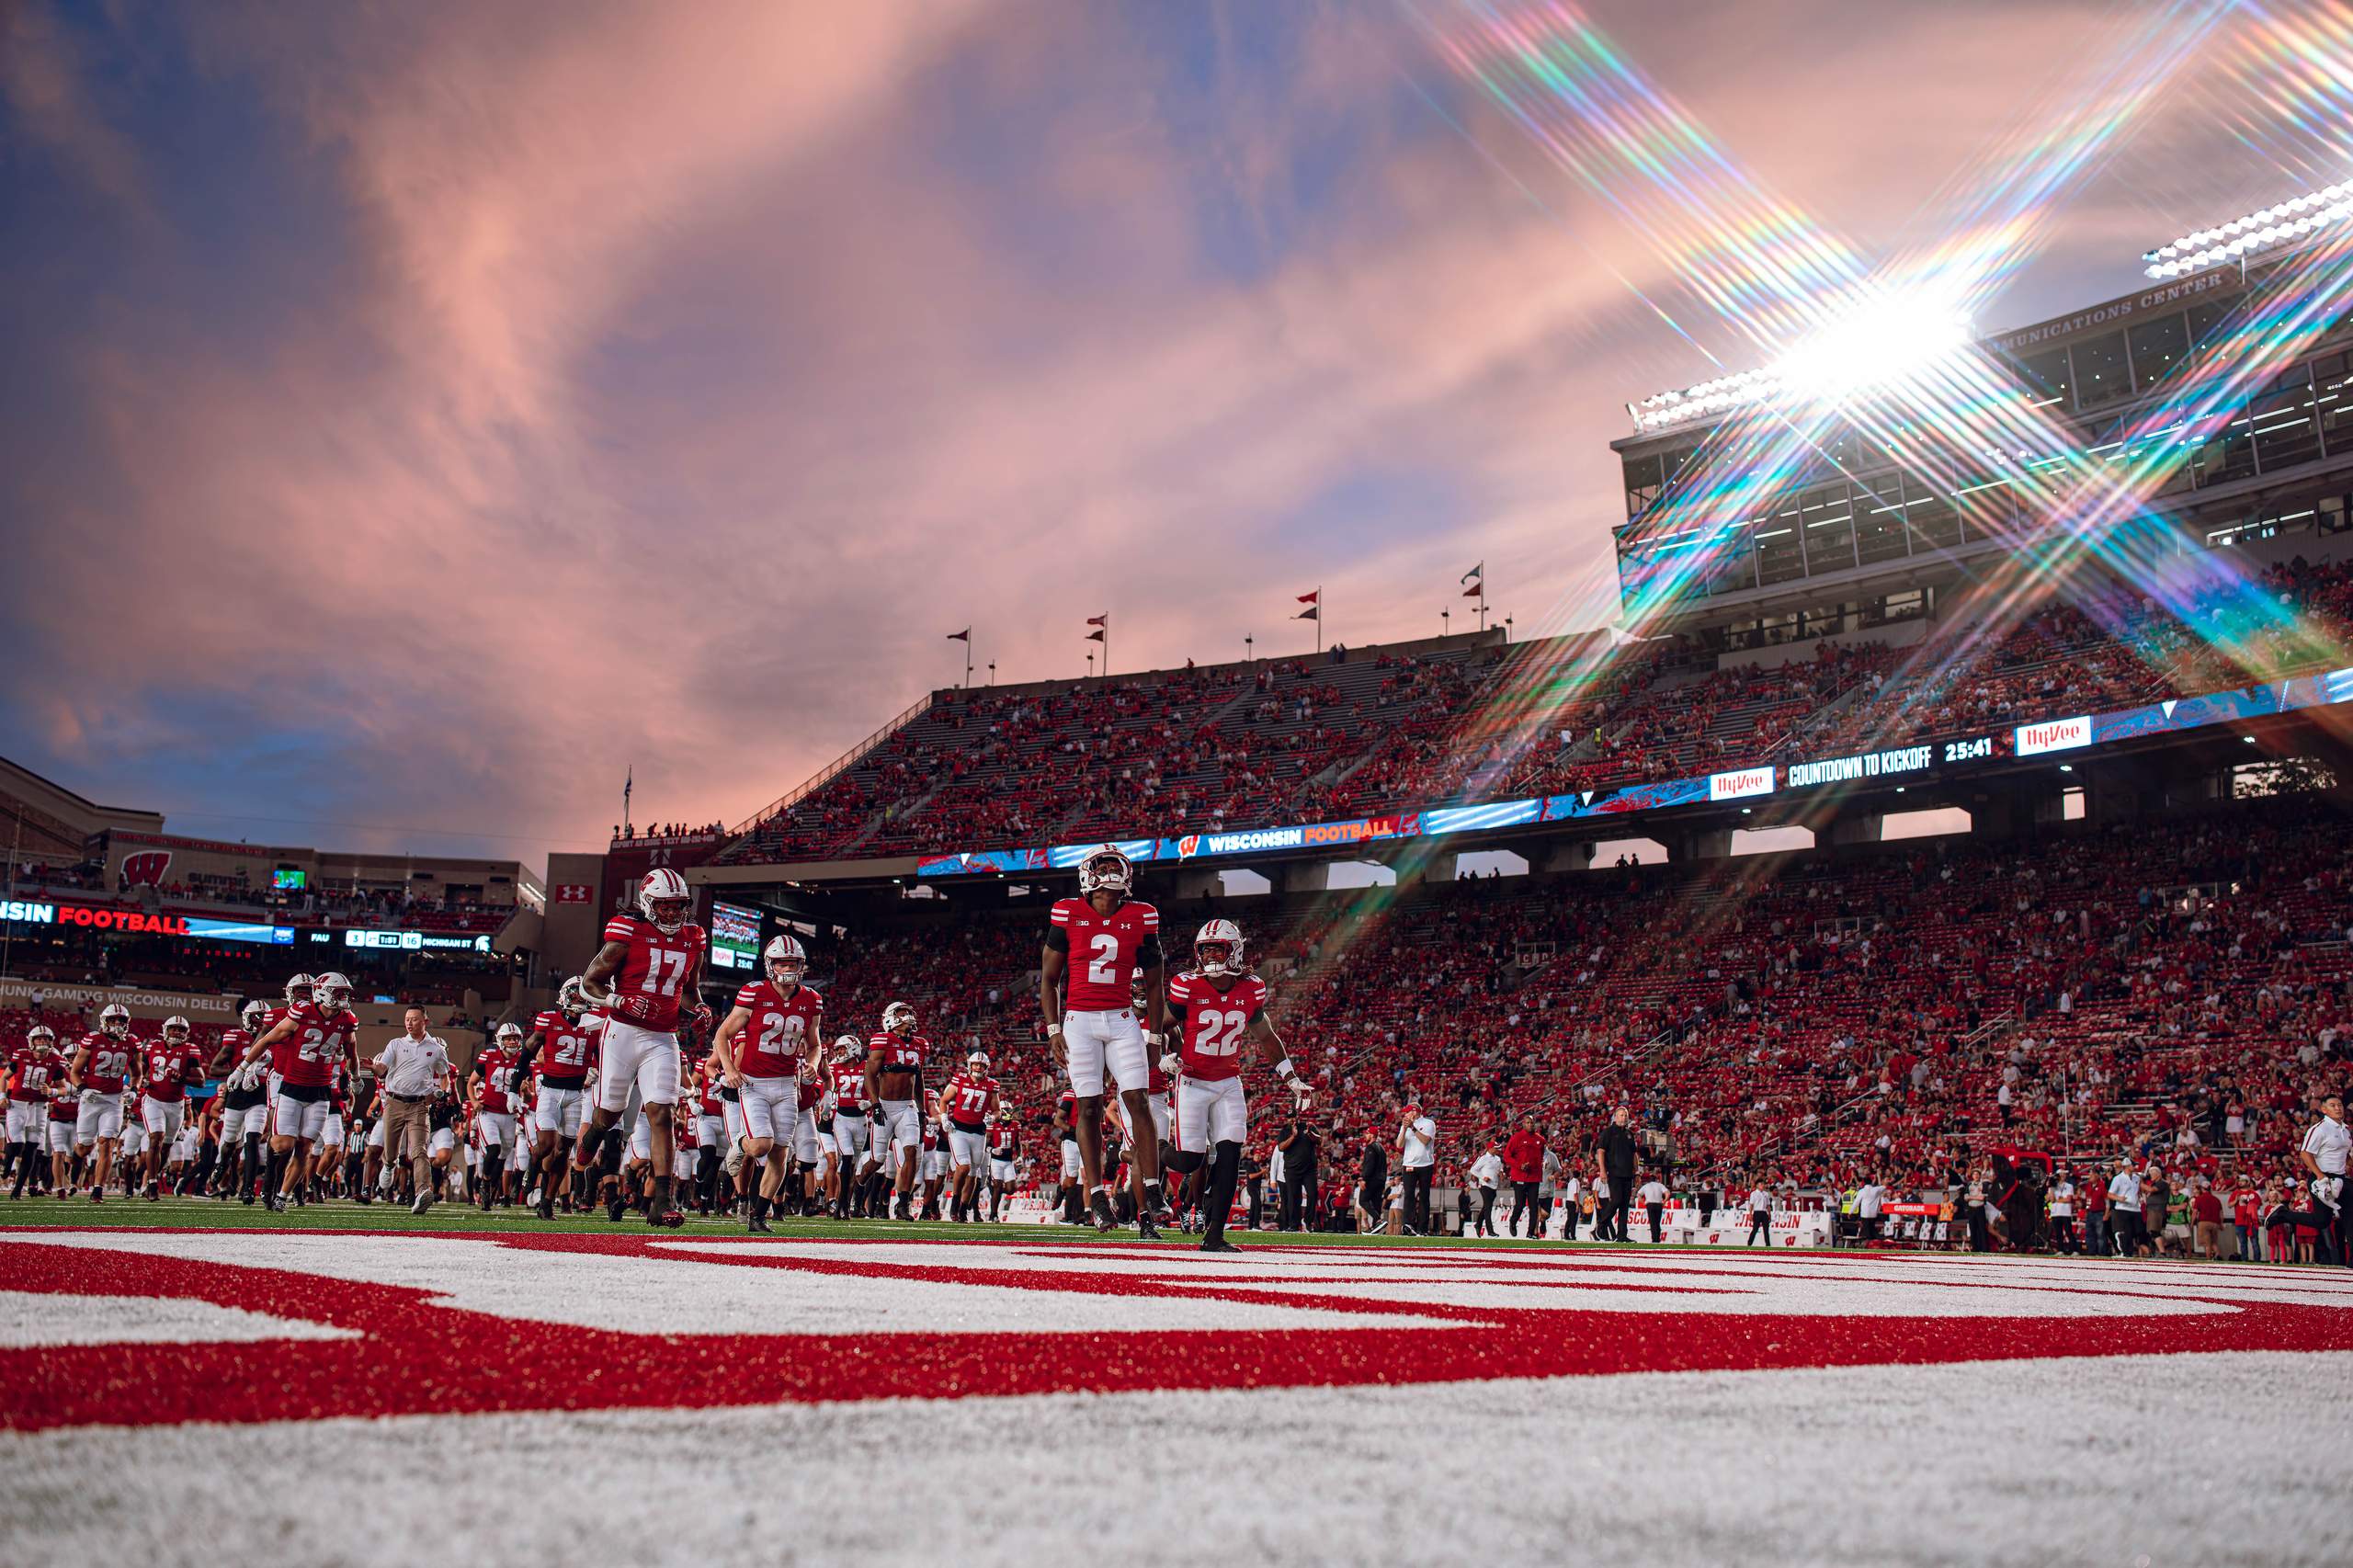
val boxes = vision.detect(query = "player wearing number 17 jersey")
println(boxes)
[1040,846,1168,1237]
[572,869,706,1228]
[1164,918,1309,1253]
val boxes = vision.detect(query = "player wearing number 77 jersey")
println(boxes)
[1164,918,1309,1254]
[571,868,708,1228]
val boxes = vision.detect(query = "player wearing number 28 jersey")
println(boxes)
[710,934,821,1232]
[1040,846,1169,1237]
[572,869,706,1228]
[1164,918,1310,1253]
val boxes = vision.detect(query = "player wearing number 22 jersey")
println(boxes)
[1163,918,1309,1253]
[572,868,706,1228]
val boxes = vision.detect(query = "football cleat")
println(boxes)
[1199,1236,1241,1253]
[1135,1212,1162,1242]
[1089,1190,1119,1234]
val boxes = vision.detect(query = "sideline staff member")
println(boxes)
[2298,1093,2350,1266]
[373,1008,452,1216]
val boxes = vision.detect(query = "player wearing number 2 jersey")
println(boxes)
[710,934,821,1233]
[1163,918,1309,1253]
[1040,846,1168,1236]
[571,869,706,1228]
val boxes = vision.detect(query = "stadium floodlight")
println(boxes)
[1627,281,1972,434]
[1772,285,1972,405]
[2143,183,2353,278]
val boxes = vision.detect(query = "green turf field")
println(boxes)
[0,1191,1586,1245]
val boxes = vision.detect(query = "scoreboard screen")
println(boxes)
[709,902,761,971]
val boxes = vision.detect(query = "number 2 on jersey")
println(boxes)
[1085,932,1120,988]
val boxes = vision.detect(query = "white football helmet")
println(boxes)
[764,933,808,989]
[881,1001,917,1037]
[99,1004,131,1039]
[835,1032,865,1061]
[558,976,589,1019]
[284,972,315,1007]
[28,1024,55,1051]
[240,1000,269,1033]
[1195,918,1245,977]
[313,972,353,1011]
[1076,846,1133,896]
[638,868,691,935]
[162,1016,191,1044]
[966,1051,991,1074]
[495,1022,524,1047]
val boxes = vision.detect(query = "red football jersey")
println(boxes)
[532,1009,597,1085]
[474,1049,518,1113]
[1056,1090,1076,1126]
[1167,971,1268,1084]
[731,981,823,1079]
[214,1028,252,1077]
[76,1032,136,1094]
[869,1029,927,1074]
[797,1074,821,1112]
[1050,896,1161,1012]
[988,1123,1017,1157]
[139,1040,206,1103]
[940,1074,996,1128]
[603,914,704,1030]
[48,1083,77,1122]
[278,1002,356,1089]
[829,1059,869,1112]
[8,1047,66,1104]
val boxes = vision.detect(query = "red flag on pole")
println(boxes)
[1296,589,1319,605]
[1086,613,1109,629]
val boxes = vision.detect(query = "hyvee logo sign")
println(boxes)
[2015,715,2093,756]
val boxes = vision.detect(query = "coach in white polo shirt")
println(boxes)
[2298,1093,2350,1267]
[372,1009,452,1215]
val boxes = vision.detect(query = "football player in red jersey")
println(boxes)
[1040,846,1169,1236]
[6,1024,69,1199]
[938,1051,999,1222]
[469,1022,527,1210]
[709,934,821,1233]
[825,1034,870,1219]
[135,1016,206,1200]
[67,1003,137,1202]
[985,1106,1019,1221]
[206,1001,271,1202]
[515,977,601,1218]
[571,869,705,1228]
[1164,918,1308,1252]
[863,1002,929,1220]
[241,971,361,1211]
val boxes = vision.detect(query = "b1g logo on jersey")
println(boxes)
[120,850,172,888]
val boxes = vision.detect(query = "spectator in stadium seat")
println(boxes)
[1599,1106,1637,1243]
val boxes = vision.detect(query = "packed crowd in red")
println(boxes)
[719,558,2353,867]
[783,798,2346,1219]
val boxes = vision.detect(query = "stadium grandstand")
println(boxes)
[559,227,2353,1241]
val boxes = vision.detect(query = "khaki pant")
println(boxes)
[381,1095,434,1193]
